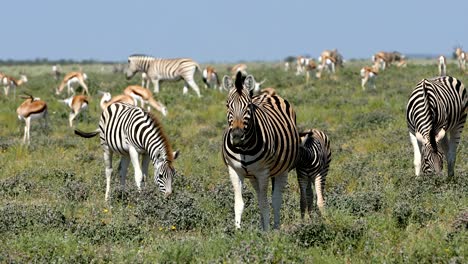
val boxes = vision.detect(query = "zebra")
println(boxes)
[295,129,331,219]
[406,76,467,177]
[222,72,300,231]
[125,54,202,97]
[74,102,179,201]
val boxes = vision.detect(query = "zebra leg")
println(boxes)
[409,132,422,176]
[297,173,308,219]
[141,154,151,187]
[152,79,160,93]
[128,145,143,190]
[186,79,202,98]
[118,156,130,194]
[306,177,313,217]
[103,147,113,202]
[272,172,288,229]
[315,174,325,213]
[250,173,270,231]
[447,128,463,178]
[228,166,244,229]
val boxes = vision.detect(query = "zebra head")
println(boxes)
[126,55,148,80]
[154,150,179,197]
[416,130,445,175]
[223,72,256,147]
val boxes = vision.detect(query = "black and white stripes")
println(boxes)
[222,72,300,231]
[75,102,178,201]
[406,76,467,177]
[125,54,202,97]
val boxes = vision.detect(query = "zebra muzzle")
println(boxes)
[230,128,244,146]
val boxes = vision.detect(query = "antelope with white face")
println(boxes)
[3,74,28,97]
[455,47,466,71]
[360,65,379,90]
[59,95,89,127]
[16,94,48,144]
[438,55,447,76]
[123,85,168,116]
[202,66,220,90]
[56,71,89,96]
[52,65,62,81]
[230,64,248,78]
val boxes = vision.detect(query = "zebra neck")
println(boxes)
[145,135,171,165]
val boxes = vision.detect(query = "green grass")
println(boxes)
[0,61,467,263]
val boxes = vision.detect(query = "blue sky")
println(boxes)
[2,0,467,63]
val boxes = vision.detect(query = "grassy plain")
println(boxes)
[0,60,467,263]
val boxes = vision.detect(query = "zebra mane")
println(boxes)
[146,110,175,163]
[129,54,154,59]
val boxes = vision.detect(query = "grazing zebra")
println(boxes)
[125,54,202,97]
[222,72,300,231]
[295,129,331,219]
[74,102,179,201]
[438,55,447,76]
[406,76,467,177]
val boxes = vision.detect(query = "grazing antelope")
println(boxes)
[99,91,135,111]
[16,94,48,144]
[360,65,379,90]
[123,85,168,116]
[3,74,28,97]
[230,63,248,78]
[372,51,405,70]
[56,71,89,96]
[52,65,62,81]
[455,47,466,71]
[59,95,89,127]
[438,55,447,76]
[295,56,308,75]
[284,62,290,72]
[202,66,220,90]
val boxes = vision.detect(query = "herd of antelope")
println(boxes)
[3,47,467,144]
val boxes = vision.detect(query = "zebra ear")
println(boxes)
[415,132,427,144]
[244,75,256,92]
[172,151,179,160]
[222,75,233,91]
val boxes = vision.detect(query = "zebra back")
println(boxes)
[296,129,331,179]
[127,54,201,81]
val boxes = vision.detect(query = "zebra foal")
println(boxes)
[75,102,178,201]
[296,129,331,219]
[222,72,300,231]
[406,76,467,177]
[125,54,202,97]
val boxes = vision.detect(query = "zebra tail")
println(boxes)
[74,129,99,138]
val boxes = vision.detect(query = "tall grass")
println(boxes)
[0,61,466,262]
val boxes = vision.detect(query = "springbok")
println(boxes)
[360,65,379,90]
[438,55,447,76]
[56,71,89,96]
[16,94,48,144]
[202,66,220,90]
[99,91,135,111]
[3,74,28,97]
[455,47,466,71]
[123,85,168,116]
[59,95,89,127]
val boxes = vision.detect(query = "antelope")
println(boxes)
[438,55,447,76]
[296,56,308,75]
[305,59,317,83]
[56,71,89,96]
[360,65,379,90]
[99,91,135,111]
[52,65,62,81]
[59,95,89,127]
[372,51,405,70]
[202,66,220,90]
[123,85,168,116]
[455,47,466,71]
[230,63,248,78]
[316,55,336,79]
[16,94,48,144]
[3,74,28,97]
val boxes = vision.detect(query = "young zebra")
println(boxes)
[406,76,467,177]
[75,102,178,201]
[222,72,300,231]
[295,129,331,219]
[125,54,202,97]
